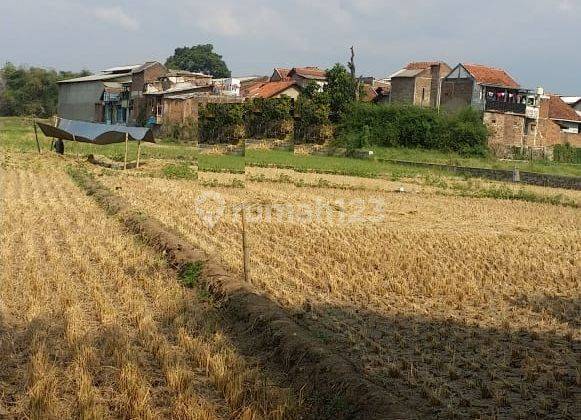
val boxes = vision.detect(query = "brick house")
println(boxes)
[440,63,522,113]
[285,67,327,89]
[484,91,581,152]
[158,94,244,126]
[389,62,451,107]
[561,97,581,118]
[128,62,168,125]
[537,95,581,147]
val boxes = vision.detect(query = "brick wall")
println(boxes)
[414,76,432,107]
[562,132,581,147]
[440,79,474,112]
[390,77,416,104]
[484,111,525,147]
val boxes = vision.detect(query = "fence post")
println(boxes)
[241,204,251,283]
[513,168,520,183]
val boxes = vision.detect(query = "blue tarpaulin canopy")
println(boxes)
[36,119,155,145]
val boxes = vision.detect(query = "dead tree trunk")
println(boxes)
[348,46,361,102]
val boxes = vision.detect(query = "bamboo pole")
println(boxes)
[241,204,251,283]
[72,134,76,158]
[33,120,41,154]
[124,133,129,170]
[136,140,142,168]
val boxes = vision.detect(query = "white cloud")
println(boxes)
[92,6,139,31]
[558,0,577,11]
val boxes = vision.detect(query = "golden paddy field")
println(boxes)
[100,168,580,419]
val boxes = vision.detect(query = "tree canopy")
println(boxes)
[0,63,91,117]
[323,63,358,122]
[165,44,231,78]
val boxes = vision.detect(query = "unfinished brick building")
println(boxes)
[389,62,451,107]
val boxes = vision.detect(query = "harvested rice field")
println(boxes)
[0,165,299,419]
[101,169,581,419]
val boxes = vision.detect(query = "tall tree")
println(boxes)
[324,63,357,122]
[165,44,231,78]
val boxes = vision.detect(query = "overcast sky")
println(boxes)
[1,0,579,93]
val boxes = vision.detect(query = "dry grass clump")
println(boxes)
[104,174,580,418]
[0,167,299,419]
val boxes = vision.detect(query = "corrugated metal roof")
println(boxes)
[164,93,244,101]
[561,96,581,105]
[58,73,132,84]
[144,84,210,96]
[37,119,154,144]
[165,70,212,78]
[391,69,424,78]
[131,62,163,73]
[102,64,141,73]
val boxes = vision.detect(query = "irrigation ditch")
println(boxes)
[67,166,414,420]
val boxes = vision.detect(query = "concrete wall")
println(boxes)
[58,81,104,122]
[377,158,581,190]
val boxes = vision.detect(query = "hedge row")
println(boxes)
[198,99,295,144]
[553,143,581,164]
[336,103,489,156]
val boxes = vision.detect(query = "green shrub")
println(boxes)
[163,117,199,142]
[553,143,581,164]
[162,163,197,179]
[294,84,333,144]
[244,97,293,139]
[179,261,204,288]
[199,103,245,144]
[336,103,489,157]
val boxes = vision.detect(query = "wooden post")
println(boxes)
[136,140,142,168]
[33,121,41,154]
[72,133,76,157]
[124,133,129,170]
[241,204,251,283]
[51,116,59,150]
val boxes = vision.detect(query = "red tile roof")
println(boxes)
[548,95,581,122]
[273,67,291,80]
[289,67,327,80]
[405,61,447,70]
[244,81,298,99]
[462,64,519,88]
